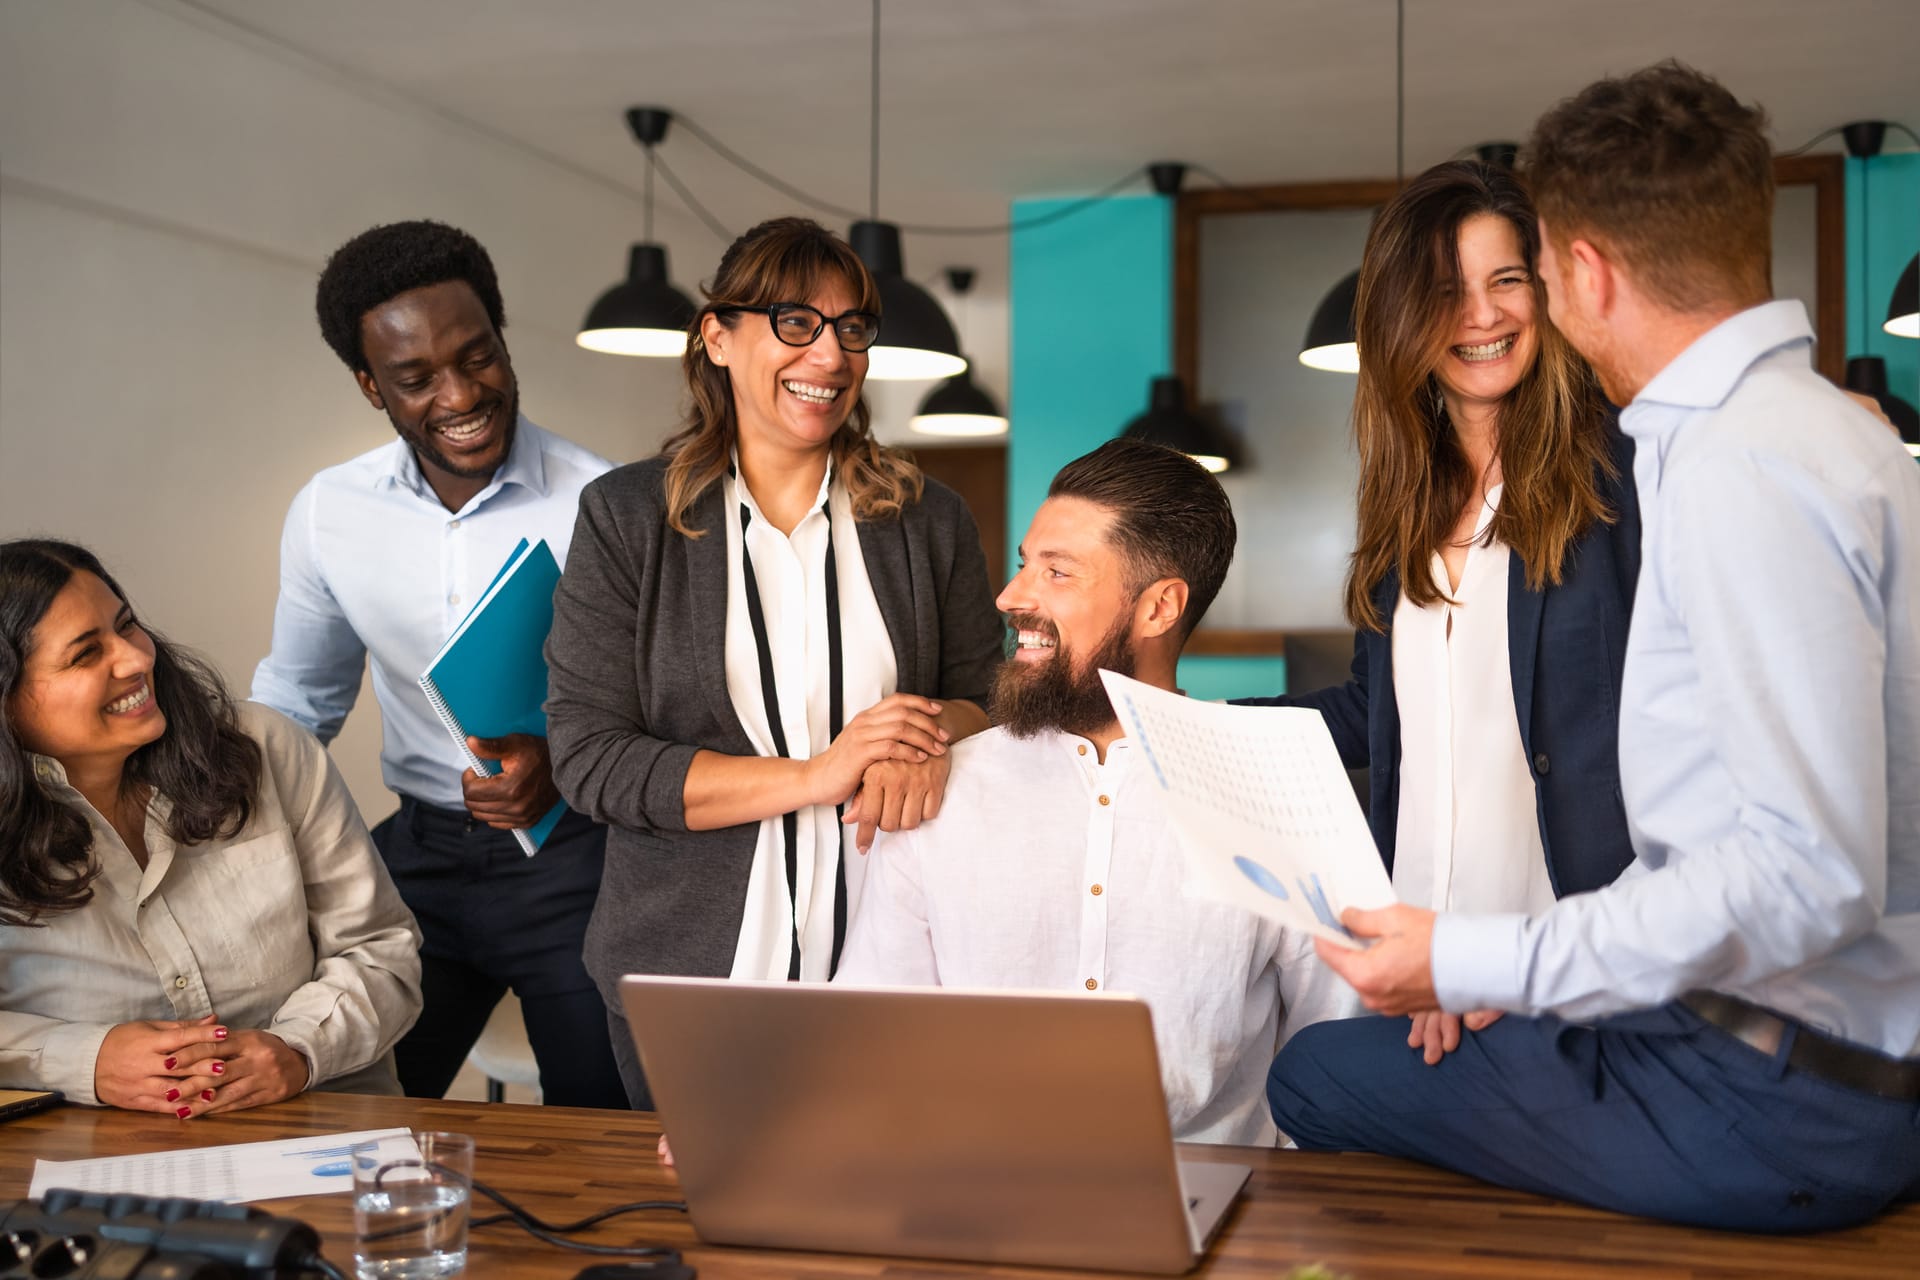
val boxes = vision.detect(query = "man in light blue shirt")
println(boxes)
[1267,64,1920,1231]
[253,220,627,1107]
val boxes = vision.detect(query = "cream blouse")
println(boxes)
[0,701,422,1104]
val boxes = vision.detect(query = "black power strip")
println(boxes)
[0,1190,340,1280]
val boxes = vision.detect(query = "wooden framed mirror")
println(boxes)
[1170,154,1844,645]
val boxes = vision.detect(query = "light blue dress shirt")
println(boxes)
[1433,301,1920,1058]
[251,417,613,810]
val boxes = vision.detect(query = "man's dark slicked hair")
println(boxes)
[315,220,506,374]
[1048,438,1236,639]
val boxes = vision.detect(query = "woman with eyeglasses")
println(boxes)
[545,216,1001,1108]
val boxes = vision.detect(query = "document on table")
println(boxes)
[1101,670,1397,948]
[28,1127,417,1203]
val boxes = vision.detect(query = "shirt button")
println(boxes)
[1090,884,1103,896]
[1098,795,1110,806]
[1533,752,1551,776]
[1077,745,1087,756]
[173,975,188,990]
[448,519,462,530]
[1085,978,1098,991]
[449,594,462,607]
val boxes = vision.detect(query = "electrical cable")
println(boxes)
[1395,0,1405,186]
[467,1175,689,1260]
[651,150,735,243]
[302,1254,351,1280]
[1780,125,1851,158]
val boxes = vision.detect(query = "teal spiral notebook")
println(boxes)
[417,538,566,855]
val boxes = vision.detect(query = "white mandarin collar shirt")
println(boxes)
[251,418,613,809]
[722,459,896,982]
[836,726,1360,1146]
[1391,483,1554,915]
[1433,301,1920,1058]
[0,703,422,1103]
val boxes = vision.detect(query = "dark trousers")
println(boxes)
[1266,1004,1920,1233]
[371,797,629,1110]
[603,999,655,1113]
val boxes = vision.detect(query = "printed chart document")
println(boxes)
[1101,670,1396,948]
[29,1127,417,1203]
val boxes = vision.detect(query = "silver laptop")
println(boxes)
[619,976,1250,1275]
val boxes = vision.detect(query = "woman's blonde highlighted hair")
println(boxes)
[661,216,922,537]
[1344,161,1615,631]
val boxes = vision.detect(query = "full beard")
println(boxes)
[993,610,1137,740]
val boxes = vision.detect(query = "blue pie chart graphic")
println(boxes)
[1234,856,1290,900]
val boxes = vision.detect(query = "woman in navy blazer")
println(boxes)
[1239,161,1640,1061]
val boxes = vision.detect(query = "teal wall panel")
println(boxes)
[1846,154,1920,410]
[1176,654,1288,702]
[1007,194,1173,580]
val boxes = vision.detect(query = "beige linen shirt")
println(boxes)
[0,701,422,1104]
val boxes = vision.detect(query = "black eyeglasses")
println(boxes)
[714,302,882,352]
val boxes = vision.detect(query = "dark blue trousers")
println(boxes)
[1267,1004,1920,1233]
[371,797,629,1110]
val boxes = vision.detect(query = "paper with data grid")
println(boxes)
[1101,670,1396,948]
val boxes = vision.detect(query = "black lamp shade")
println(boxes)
[850,220,967,381]
[1887,253,1919,340]
[1299,268,1361,373]
[1120,377,1241,473]
[578,244,696,356]
[911,367,1007,436]
[1845,355,1920,454]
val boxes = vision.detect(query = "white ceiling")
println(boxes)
[172,0,1920,231]
[165,0,1920,354]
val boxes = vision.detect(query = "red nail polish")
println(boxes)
[163,1057,177,1070]
[201,1090,215,1101]
[213,1027,228,1040]
[165,1088,180,1102]
[176,1106,192,1119]
[210,1062,224,1075]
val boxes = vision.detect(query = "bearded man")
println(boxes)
[834,439,1356,1145]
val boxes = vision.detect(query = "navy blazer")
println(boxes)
[1238,428,1641,898]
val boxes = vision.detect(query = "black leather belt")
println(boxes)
[1682,991,1920,1101]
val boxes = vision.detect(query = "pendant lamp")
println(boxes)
[1888,254,1919,339]
[851,0,967,381]
[1299,269,1362,373]
[1298,0,1405,375]
[577,108,697,357]
[912,268,1007,436]
[1121,377,1241,474]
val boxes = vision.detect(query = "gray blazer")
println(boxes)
[545,455,1002,996]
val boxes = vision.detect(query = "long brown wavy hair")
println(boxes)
[0,540,262,926]
[1345,160,1615,631]
[661,217,923,537]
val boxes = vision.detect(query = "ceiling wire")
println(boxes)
[650,151,734,242]
[870,0,882,223]
[1396,0,1405,186]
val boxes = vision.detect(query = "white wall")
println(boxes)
[0,0,696,819]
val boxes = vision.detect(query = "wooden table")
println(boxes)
[4,1094,1915,1278]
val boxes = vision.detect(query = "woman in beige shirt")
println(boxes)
[0,539,421,1118]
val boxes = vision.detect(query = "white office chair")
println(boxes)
[464,991,542,1104]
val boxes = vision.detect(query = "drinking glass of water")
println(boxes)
[352,1130,474,1280]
